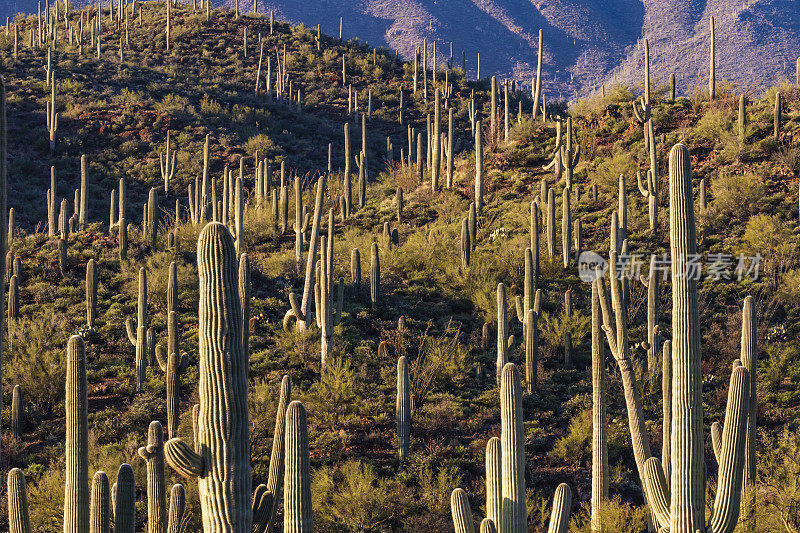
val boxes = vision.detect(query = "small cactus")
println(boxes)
[138,421,167,533]
[450,488,475,533]
[547,484,572,533]
[167,484,186,533]
[90,471,110,533]
[7,468,31,533]
[12,384,22,441]
[113,463,136,533]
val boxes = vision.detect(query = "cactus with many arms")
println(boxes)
[164,223,256,532]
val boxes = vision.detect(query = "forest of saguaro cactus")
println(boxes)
[0,1,799,531]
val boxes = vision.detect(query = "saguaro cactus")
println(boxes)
[709,16,716,100]
[774,92,781,140]
[156,342,188,440]
[591,283,607,532]
[139,421,167,533]
[496,283,508,386]
[370,242,380,308]
[90,471,110,533]
[126,267,148,392]
[79,154,87,228]
[546,188,556,257]
[396,356,411,462]
[86,259,97,330]
[164,223,253,532]
[485,437,501,529]
[460,218,471,269]
[450,488,475,533]
[114,463,136,533]
[65,335,89,533]
[167,484,186,533]
[8,468,31,533]
[12,384,22,440]
[547,484,572,533]
[500,363,525,532]
[284,401,313,532]
[160,131,176,193]
[475,120,484,214]
[561,187,571,268]
[740,295,757,526]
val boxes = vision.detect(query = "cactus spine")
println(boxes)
[139,421,167,533]
[284,400,313,533]
[500,363,525,532]
[450,488,475,533]
[164,223,252,532]
[396,356,411,462]
[485,436,501,530]
[86,258,97,330]
[65,335,89,533]
[591,283,607,532]
[90,471,110,533]
[8,468,31,533]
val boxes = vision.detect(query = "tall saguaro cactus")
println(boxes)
[164,223,253,532]
[591,283,607,532]
[740,295,757,527]
[86,259,97,330]
[709,16,716,100]
[500,363,525,532]
[65,335,89,533]
[8,468,32,533]
[156,342,188,440]
[114,463,136,533]
[485,437,501,530]
[475,120,484,214]
[126,267,148,391]
[284,400,313,533]
[633,144,751,533]
[450,488,475,533]
[396,356,411,462]
[496,283,508,386]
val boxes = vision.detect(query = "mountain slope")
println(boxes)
[3,0,799,98]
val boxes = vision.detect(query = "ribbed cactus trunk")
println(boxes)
[460,218,471,269]
[500,363,525,532]
[485,437,501,530]
[114,463,136,533]
[79,154,87,228]
[432,89,440,190]
[591,283,607,532]
[167,484,186,533]
[561,187,571,268]
[12,383,22,440]
[90,471,110,533]
[738,95,746,141]
[547,484,572,533]
[709,16,715,100]
[164,222,251,532]
[86,258,97,329]
[262,375,291,532]
[139,421,167,533]
[668,143,705,531]
[662,340,672,483]
[284,400,313,533]
[450,488,475,533]
[740,295,757,528]
[475,120,483,214]
[546,188,555,257]
[396,356,411,462]
[65,335,89,533]
[496,283,507,387]
[8,468,32,533]
[774,92,781,140]
[351,248,361,288]
[618,174,627,242]
[370,242,379,308]
[646,260,659,384]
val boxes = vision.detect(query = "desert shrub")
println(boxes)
[569,497,650,532]
[590,150,637,192]
[418,462,462,516]
[307,353,356,428]
[409,322,470,409]
[739,214,796,287]
[6,311,69,414]
[699,171,766,229]
[760,426,800,531]
[311,459,396,532]
[549,409,591,467]
[539,310,591,349]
